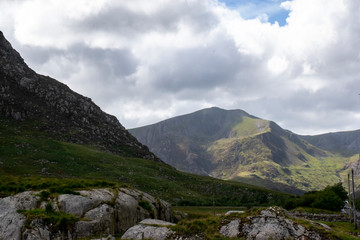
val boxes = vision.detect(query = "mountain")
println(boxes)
[129,107,356,194]
[0,31,291,206]
[301,130,360,157]
[0,31,157,161]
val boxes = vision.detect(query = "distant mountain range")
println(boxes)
[301,130,360,157]
[129,107,360,194]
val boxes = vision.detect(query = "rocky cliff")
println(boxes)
[0,31,158,161]
[0,188,172,239]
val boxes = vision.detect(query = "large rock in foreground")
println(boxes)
[121,219,175,240]
[0,188,172,240]
[0,191,39,240]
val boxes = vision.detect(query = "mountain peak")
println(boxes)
[0,31,33,80]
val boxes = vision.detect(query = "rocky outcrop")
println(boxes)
[0,191,39,240]
[219,207,323,240]
[219,219,240,238]
[0,188,172,240]
[0,31,159,161]
[121,219,175,240]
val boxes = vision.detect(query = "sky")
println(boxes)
[1,0,360,135]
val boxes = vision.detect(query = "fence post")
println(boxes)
[352,169,357,229]
[348,173,353,221]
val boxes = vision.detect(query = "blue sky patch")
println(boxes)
[218,0,290,26]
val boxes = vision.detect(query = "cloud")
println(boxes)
[0,0,360,134]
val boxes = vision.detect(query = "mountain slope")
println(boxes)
[0,116,291,206]
[129,107,352,194]
[0,31,156,160]
[129,107,252,175]
[301,130,360,157]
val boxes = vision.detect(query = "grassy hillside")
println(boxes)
[229,116,270,138]
[207,115,353,192]
[0,118,289,207]
[212,134,349,191]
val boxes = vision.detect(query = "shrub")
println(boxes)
[311,190,343,211]
[285,183,347,211]
[325,183,348,201]
[39,190,51,201]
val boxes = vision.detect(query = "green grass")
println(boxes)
[170,216,225,240]
[0,176,119,197]
[0,118,289,206]
[293,218,359,240]
[230,117,270,138]
[18,207,79,231]
[290,207,340,214]
[323,222,360,240]
[173,206,246,218]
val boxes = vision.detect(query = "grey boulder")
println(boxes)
[121,219,175,240]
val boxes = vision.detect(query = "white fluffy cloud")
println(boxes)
[1,0,359,134]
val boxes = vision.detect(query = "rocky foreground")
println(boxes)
[1,187,343,240]
[0,187,351,240]
[0,188,171,239]
[122,206,327,240]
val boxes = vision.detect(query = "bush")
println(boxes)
[325,183,348,201]
[311,190,343,211]
[39,190,51,201]
[285,183,347,211]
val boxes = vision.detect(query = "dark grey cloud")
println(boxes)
[75,1,218,37]
[150,38,243,92]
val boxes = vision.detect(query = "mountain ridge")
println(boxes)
[301,130,360,157]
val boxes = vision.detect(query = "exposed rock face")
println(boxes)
[22,219,69,240]
[0,188,172,240]
[219,219,240,238]
[121,219,175,240]
[0,191,39,240]
[219,207,323,240]
[0,31,159,161]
